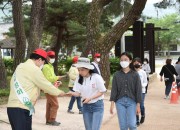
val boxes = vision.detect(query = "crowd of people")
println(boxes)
[8,48,180,130]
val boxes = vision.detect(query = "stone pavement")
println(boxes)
[1,75,180,130]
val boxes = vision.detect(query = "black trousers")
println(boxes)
[145,77,149,94]
[7,108,32,130]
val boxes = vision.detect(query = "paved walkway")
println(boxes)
[1,76,180,130]
[101,77,180,130]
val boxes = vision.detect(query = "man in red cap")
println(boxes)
[67,56,82,114]
[91,53,101,75]
[42,50,66,126]
[7,48,65,130]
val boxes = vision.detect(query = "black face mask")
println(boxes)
[134,64,141,68]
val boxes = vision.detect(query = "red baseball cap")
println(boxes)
[94,53,100,58]
[33,48,47,59]
[47,51,55,57]
[73,56,78,63]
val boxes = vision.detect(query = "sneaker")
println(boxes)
[164,96,170,99]
[140,116,145,124]
[67,109,74,114]
[79,110,83,114]
[46,121,61,126]
[136,122,140,127]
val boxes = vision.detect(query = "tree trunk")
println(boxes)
[84,0,147,88]
[12,0,26,70]
[27,0,46,58]
[51,27,65,74]
[92,46,111,87]
[0,48,7,89]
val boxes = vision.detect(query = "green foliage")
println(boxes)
[154,0,178,9]
[109,58,120,75]
[3,58,14,75]
[44,0,90,52]
[57,57,120,75]
[57,57,73,75]
[59,78,70,92]
[0,0,4,4]
[0,88,10,96]
[147,13,180,50]
[104,0,132,17]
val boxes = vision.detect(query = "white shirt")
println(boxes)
[137,69,148,93]
[73,73,106,103]
[142,63,151,77]
[91,62,101,75]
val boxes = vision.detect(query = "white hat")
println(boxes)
[74,57,94,70]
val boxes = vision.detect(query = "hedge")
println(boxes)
[3,57,120,75]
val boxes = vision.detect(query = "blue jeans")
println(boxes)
[137,93,146,122]
[165,82,172,96]
[140,93,145,116]
[68,88,82,111]
[68,96,82,111]
[116,97,137,130]
[82,100,104,130]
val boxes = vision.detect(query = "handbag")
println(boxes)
[164,66,175,81]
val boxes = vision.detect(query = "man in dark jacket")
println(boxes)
[160,59,178,99]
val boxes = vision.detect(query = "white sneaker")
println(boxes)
[164,96,169,99]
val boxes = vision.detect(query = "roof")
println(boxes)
[0,37,16,49]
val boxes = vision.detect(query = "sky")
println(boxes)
[143,0,177,18]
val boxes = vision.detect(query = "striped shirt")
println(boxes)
[110,70,142,103]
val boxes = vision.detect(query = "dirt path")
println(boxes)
[1,76,180,130]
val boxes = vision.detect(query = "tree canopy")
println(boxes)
[0,0,147,88]
[147,13,180,53]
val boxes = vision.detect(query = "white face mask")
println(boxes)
[40,64,44,69]
[143,61,147,64]
[49,58,55,64]
[96,58,100,62]
[120,61,130,68]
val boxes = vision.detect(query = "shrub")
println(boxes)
[0,88,10,96]
[58,58,73,75]
[3,58,14,75]
[109,58,120,75]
